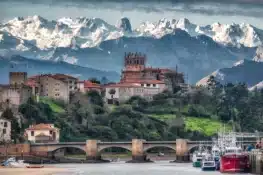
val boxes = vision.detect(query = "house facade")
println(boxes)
[0,114,11,142]
[26,74,79,102]
[24,123,60,143]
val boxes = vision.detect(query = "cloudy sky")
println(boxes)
[1,0,263,28]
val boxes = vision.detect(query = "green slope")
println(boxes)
[40,97,65,113]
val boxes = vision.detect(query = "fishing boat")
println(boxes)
[220,146,249,173]
[211,145,221,170]
[201,154,216,171]
[218,131,250,173]
[192,144,208,167]
[192,152,203,167]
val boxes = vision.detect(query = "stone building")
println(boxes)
[26,74,79,102]
[0,113,11,142]
[24,123,60,143]
[0,72,32,106]
[9,72,27,85]
[104,52,184,103]
[78,80,101,94]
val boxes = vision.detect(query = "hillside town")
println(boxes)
[0,52,186,143]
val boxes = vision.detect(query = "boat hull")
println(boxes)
[193,161,202,167]
[202,167,216,171]
[220,154,249,173]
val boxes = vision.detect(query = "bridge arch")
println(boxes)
[98,145,132,153]
[48,145,86,153]
[188,145,212,153]
[143,145,176,152]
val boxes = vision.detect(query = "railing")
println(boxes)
[30,140,258,146]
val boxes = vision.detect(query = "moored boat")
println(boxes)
[192,152,203,167]
[211,145,221,170]
[220,146,249,173]
[201,154,216,171]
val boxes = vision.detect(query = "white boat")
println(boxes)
[9,160,30,168]
[3,157,30,168]
[201,154,216,171]
[192,152,203,167]
[192,144,208,167]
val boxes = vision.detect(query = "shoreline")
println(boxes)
[0,167,68,175]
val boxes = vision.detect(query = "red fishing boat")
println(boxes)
[220,146,250,173]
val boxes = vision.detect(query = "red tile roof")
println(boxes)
[105,83,142,88]
[122,79,165,84]
[26,123,59,131]
[83,80,101,88]
[25,79,37,87]
[52,73,77,80]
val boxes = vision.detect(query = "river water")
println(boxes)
[54,161,251,175]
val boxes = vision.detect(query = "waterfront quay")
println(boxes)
[1,139,263,174]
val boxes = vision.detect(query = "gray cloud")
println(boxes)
[1,0,263,29]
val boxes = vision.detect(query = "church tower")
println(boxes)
[124,52,146,71]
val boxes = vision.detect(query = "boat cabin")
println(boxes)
[224,147,242,154]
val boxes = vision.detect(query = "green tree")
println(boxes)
[89,78,101,84]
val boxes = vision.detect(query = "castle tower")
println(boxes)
[9,72,27,85]
[124,52,146,71]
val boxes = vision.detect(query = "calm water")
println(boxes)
[54,161,251,175]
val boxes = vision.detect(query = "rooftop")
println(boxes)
[26,123,59,131]
[82,80,101,88]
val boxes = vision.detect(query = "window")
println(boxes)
[46,94,48,96]
[141,84,144,87]
[153,84,156,87]
[31,131,34,136]
[69,81,72,84]
[49,130,53,135]
[3,129,6,134]
[69,86,72,89]
[147,84,150,87]
[4,122,7,127]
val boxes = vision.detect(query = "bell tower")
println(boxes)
[124,52,146,71]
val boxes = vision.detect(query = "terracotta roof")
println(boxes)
[105,83,142,88]
[25,79,37,87]
[28,74,78,82]
[122,79,165,84]
[83,80,101,88]
[26,123,58,131]
[52,73,77,80]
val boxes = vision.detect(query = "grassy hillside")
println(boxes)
[151,114,230,136]
[40,97,65,113]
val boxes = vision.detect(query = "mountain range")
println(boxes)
[0,55,119,83]
[196,46,263,89]
[0,16,263,84]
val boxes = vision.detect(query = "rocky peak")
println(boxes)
[117,17,132,33]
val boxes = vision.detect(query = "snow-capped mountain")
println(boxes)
[0,15,262,83]
[196,59,263,88]
[0,55,119,83]
[1,16,263,49]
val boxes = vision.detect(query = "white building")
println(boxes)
[0,114,11,142]
[24,123,60,143]
[104,80,166,103]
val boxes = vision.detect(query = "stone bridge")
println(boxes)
[29,139,257,161]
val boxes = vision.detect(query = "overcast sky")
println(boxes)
[1,0,263,29]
